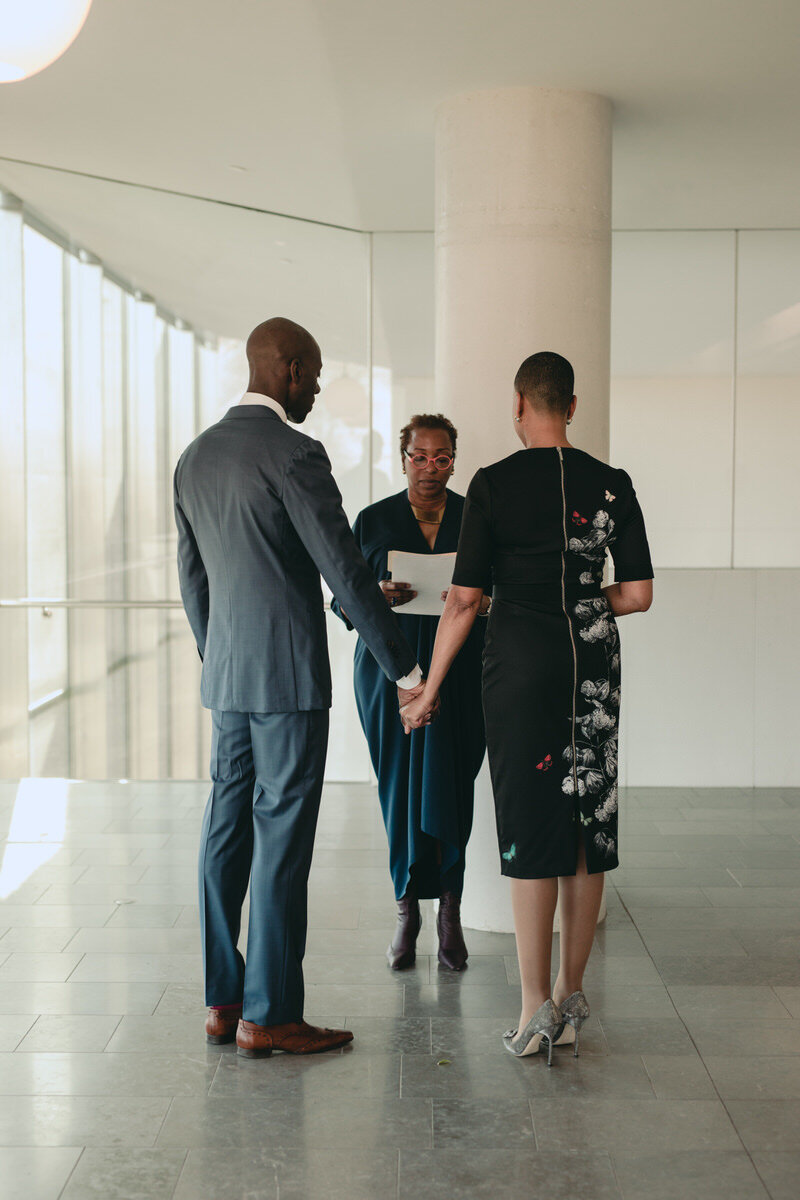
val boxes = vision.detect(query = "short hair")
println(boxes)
[514,351,574,415]
[399,413,457,461]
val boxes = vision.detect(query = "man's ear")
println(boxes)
[289,358,302,384]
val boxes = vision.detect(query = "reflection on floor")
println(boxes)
[0,779,799,1199]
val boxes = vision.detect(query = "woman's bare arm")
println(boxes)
[602,578,653,616]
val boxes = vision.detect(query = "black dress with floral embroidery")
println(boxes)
[451,447,653,878]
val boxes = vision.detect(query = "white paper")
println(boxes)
[386,550,457,616]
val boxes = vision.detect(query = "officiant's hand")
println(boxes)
[401,689,440,733]
[380,579,417,608]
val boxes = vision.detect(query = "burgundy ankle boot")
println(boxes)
[437,892,468,971]
[386,893,422,970]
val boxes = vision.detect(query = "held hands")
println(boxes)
[400,687,441,734]
[381,579,417,609]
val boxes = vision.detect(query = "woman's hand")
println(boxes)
[400,690,440,734]
[380,579,417,608]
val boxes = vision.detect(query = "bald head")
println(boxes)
[246,317,322,424]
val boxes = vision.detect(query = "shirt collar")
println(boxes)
[239,392,287,423]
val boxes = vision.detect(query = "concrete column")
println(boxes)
[434,88,612,932]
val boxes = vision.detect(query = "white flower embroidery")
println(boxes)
[580,617,612,643]
[595,784,618,823]
[594,831,616,856]
[579,571,594,585]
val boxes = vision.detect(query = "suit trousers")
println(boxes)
[199,708,329,1025]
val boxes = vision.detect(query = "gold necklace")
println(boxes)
[410,500,445,525]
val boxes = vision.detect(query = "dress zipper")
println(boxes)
[557,447,579,799]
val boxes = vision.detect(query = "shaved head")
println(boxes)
[246,317,318,373]
[246,317,322,423]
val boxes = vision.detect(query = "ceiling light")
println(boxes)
[0,1,94,83]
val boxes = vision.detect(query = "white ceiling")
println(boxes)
[0,0,798,344]
[2,0,798,232]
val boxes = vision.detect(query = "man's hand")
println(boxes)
[400,690,441,734]
[380,579,417,609]
[397,679,425,709]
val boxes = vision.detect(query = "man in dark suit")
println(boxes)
[174,318,426,1057]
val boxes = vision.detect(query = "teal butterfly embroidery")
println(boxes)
[502,844,517,862]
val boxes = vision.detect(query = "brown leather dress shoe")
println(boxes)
[236,1019,354,1059]
[386,893,422,971]
[205,1005,243,1044]
[437,892,468,971]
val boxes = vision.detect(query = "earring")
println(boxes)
[566,418,572,425]
[514,416,521,423]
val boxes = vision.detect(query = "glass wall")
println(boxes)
[1,161,798,781]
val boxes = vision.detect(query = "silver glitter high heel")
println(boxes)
[502,998,561,1066]
[555,991,590,1057]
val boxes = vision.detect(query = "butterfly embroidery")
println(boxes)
[572,511,587,525]
[605,490,616,502]
[502,844,517,862]
[536,754,552,771]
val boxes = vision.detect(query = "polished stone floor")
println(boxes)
[0,779,799,1199]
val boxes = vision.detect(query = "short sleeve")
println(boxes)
[609,470,654,583]
[452,469,493,592]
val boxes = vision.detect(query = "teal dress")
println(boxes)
[332,489,486,900]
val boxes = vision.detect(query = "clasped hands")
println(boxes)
[397,680,440,735]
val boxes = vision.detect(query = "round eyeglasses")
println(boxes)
[404,451,454,470]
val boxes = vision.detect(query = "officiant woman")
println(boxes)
[332,414,488,971]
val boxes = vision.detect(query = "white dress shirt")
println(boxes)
[239,393,421,689]
[239,392,287,421]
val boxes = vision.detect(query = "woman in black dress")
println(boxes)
[402,353,653,1062]
[332,415,487,971]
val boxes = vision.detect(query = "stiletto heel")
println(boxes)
[502,998,561,1065]
[556,991,590,1057]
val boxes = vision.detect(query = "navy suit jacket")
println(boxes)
[174,405,417,713]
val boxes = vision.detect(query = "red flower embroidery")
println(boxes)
[572,511,587,525]
[536,754,552,771]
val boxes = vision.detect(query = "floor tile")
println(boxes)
[0,1014,37,1051]
[529,1098,741,1153]
[704,1055,800,1100]
[773,987,800,1017]
[104,904,183,928]
[726,1100,800,1152]
[750,1153,800,1200]
[667,985,792,1022]
[211,1050,401,1100]
[16,1015,122,1053]
[641,1053,717,1098]
[60,1147,188,1199]
[0,1095,170,1146]
[0,906,114,928]
[0,1146,82,1200]
[398,1148,621,1199]
[0,1051,217,1096]
[683,1018,800,1057]
[611,1151,769,1200]
[0,953,84,982]
[68,952,202,983]
[174,1146,399,1200]
[0,927,78,953]
[431,1098,535,1147]
[0,981,165,1015]
[157,1095,432,1149]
